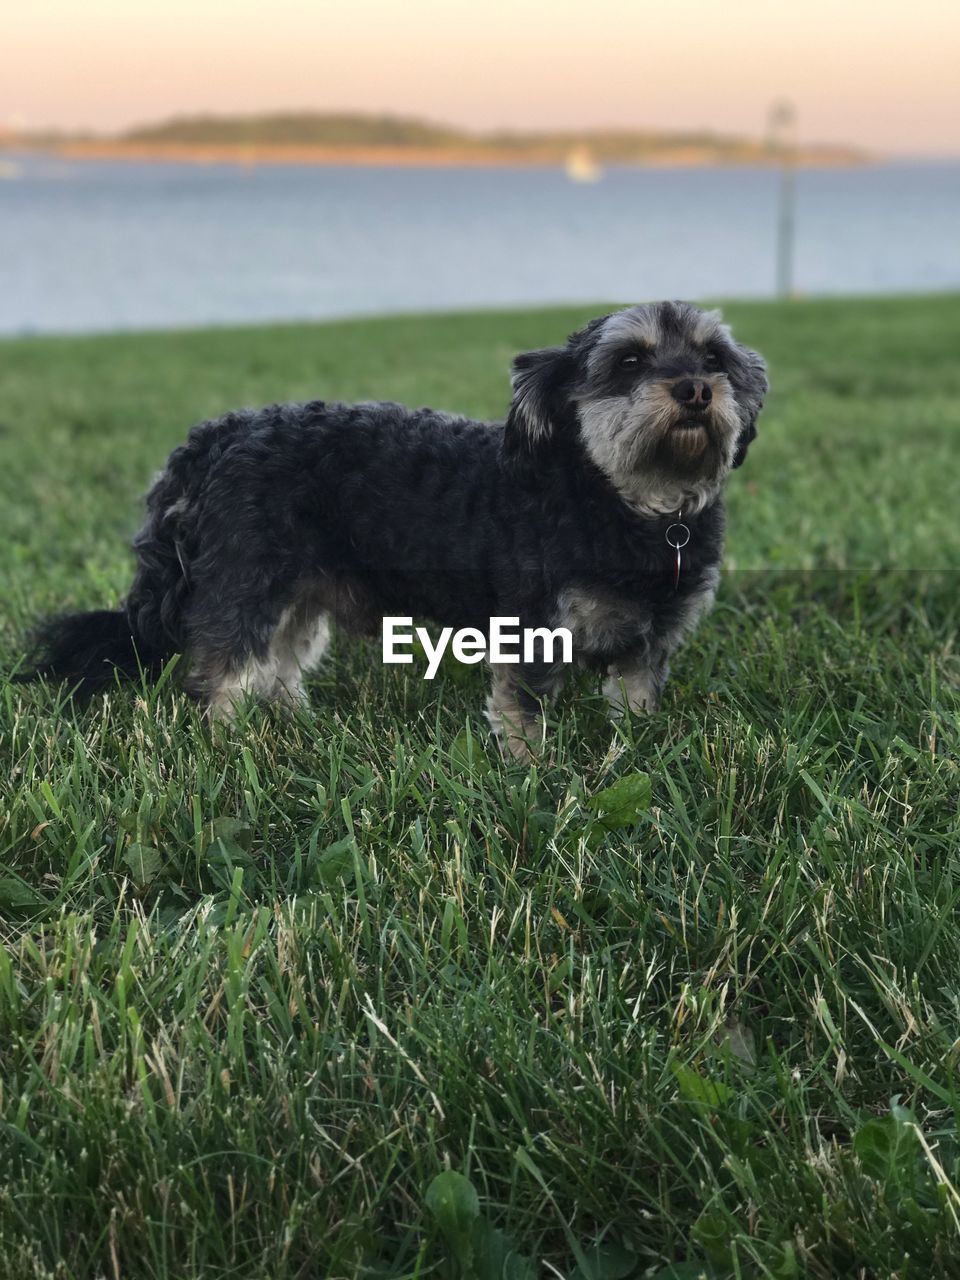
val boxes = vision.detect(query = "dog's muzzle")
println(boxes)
[670,378,713,409]
[670,379,714,432]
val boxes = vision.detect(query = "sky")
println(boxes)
[3,0,959,154]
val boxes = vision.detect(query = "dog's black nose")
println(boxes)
[671,378,712,407]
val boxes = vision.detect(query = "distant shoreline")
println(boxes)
[4,139,866,170]
[1,108,869,170]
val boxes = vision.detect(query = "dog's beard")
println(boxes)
[578,379,743,513]
[651,413,722,477]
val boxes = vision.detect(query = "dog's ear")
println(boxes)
[503,345,576,457]
[731,344,769,469]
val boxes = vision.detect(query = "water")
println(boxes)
[2,155,958,335]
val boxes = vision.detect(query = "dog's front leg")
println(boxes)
[603,649,669,717]
[485,663,562,763]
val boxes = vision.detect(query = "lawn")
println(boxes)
[1,295,959,1279]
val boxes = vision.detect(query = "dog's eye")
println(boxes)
[618,352,642,369]
[703,349,723,372]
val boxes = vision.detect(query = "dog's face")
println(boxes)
[505,302,768,513]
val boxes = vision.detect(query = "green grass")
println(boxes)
[1,295,958,1280]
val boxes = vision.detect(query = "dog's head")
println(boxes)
[504,302,768,514]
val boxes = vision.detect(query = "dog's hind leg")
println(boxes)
[272,598,332,703]
[188,590,331,719]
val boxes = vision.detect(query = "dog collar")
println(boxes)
[665,511,691,589]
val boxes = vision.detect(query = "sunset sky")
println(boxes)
[4,0,959,154]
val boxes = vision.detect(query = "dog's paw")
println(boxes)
[485,699,541,764]
[602,666,665,718]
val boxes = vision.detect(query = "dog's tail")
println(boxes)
[14,607,172,696]
[16,413,244,699]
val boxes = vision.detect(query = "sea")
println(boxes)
[2,154,958,335]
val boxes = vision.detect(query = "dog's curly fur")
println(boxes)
[20,301,767,758]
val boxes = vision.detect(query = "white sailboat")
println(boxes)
[565,147,602,183]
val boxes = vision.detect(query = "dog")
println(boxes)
[19,301,767,759]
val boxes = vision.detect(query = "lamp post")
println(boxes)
[768,100,797,298]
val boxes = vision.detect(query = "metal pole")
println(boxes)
[768,100,797,298]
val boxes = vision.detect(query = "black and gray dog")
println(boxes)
[21,301,767,758]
